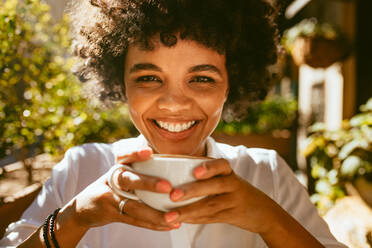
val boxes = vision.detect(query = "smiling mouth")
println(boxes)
[153,120,198,133]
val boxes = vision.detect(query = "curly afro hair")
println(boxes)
[68,0,279,120]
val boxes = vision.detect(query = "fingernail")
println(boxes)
[156,180,171,193]
[194,165,206,178]
[170,188,183,201]
[172,222,181,228]
[138,149,152,157]
[165,211,179,223]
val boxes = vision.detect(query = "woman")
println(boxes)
[0,0,346,247]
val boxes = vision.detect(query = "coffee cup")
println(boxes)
[108,154,211,212]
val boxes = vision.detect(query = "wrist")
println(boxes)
[57,202,89,232]
[258,203,325,248]
[53,202,89,246]
[257,201,286,236]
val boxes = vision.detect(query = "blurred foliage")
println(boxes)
[0,0,136,165]
[281,18,340,53]
[304,98,372,215]
[216,96,297,135]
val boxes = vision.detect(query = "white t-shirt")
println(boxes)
[0,135,346,248]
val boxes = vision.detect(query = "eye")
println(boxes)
[190,76,215,83]
[135,75,162,83]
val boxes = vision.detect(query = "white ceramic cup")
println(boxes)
[108,154,211,212]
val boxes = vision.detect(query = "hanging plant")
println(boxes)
[282,18,350,68]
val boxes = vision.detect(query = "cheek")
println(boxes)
[198,92,226,120]
[128,105,139,123]
[126,90,148,125]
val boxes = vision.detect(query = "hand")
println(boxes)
[163,158,279,234]
[61,148,180,232]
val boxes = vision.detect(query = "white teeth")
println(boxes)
[155,120,196,133]
[175,124,181,132]
[169,124,175,132]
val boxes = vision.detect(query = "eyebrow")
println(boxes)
[129,63,222,76]
[129,63,162,73]
[188,64,222,76]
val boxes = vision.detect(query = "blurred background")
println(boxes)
[0,0,371,246]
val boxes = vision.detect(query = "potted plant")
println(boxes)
[282,18,350,68]
[303,98,372,215]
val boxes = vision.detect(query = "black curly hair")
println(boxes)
[68,0,279,120]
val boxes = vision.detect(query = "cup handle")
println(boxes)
[107,164,140,201]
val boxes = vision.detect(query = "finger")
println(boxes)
[193,159,232,179]
[108,189,178,230]
[170,174,239,201]
[116,148,153,164]
[118,213,173,231]
[181,208,233,224]
[112,168,172,193]
[118,199,177,228]
[164,194,235,224]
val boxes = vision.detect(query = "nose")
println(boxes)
[156,87,193,112]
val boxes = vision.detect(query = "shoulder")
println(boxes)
[59,135,148,174]
[57,142,115,173]
[65,142,114,161]
[62,135,145,167]
[214,141,279,171]
[51,137,142,199]
[51,142,115,195]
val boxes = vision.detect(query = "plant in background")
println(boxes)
[282,18,339,51]
[281,18,349,68]
[0,0,136,183]
[215,96,297,135]
[304,98,372,215]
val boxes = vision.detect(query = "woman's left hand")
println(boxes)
[163,158,279,234]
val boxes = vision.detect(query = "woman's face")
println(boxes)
[124,38,228,156]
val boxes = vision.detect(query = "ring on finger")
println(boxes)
[119,198,129,215]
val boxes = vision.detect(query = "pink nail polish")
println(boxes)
[171,188,184,201]
[165,211,179,223]
[172,222,181,228]
[194,165,206,178]
[156,180,171,193]
[138,149,152,157]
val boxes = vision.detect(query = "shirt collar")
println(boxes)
[205,136,224,159]
[125,135,225,159]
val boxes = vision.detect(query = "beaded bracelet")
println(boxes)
[50,208,62,248]
[43,214,53,248]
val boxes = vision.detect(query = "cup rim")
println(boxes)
[151,154,213,160]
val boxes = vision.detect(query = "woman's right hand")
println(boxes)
[19,149,176,248]
[58,148,177,233]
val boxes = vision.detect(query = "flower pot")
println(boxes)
[291,36,349,68]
